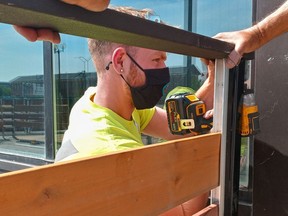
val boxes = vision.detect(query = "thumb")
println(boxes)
[204,109,213,119]
[226,50,242,69]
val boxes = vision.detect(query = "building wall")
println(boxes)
[254,0,288,215]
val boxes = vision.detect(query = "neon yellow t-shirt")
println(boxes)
[57,87,155,161]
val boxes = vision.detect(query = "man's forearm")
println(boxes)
[254,0,288,47]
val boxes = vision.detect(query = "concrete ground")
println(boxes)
[0,133,45,158]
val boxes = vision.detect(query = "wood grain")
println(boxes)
[0,133,220,216]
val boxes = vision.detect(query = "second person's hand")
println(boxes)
[14,0,111,43]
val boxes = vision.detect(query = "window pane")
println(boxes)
[54,0,252,161]
[53,2,189,147]
[53,35,96,149]
[191,0,253,200]
[0,24,45,159]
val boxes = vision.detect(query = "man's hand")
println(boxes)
[13,26,61,44]
[62,0,110,12]
[195,59,215,110]
[204,109,213,119]
[213,27,260,68]
[14,0,110,43]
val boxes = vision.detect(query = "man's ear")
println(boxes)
[111,47,126,75]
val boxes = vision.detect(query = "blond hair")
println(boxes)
[88,6,160,73]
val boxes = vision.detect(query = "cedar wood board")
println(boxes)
[0,133,220,216]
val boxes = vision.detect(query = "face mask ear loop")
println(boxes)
[162,83,169,95]
[120,74,132,88]
[126,53,145,72]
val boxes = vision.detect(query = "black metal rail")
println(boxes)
[0,0,234,59]
[225,62,245,215]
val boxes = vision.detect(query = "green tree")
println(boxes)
[0,86,11,96]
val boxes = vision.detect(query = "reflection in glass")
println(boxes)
[52,35,97,149]
[0,24,45,159]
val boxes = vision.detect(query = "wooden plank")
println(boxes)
[193,204,219,216]
[0,133,220,216]
[0,0,234,59]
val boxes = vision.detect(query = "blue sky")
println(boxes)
[0,0,252,82]
[0,25,44,82]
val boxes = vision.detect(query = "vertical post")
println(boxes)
[57,50,61,96]
[44,42,56,161]
[211,59,229,215]
[53,44,65,102]
[211,59,245,215]
[224,60,245,215]
[184,0,197,88]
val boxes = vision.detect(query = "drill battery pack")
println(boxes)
[238,86,260,137]
[165,93,213,135]
[240,105,260,136]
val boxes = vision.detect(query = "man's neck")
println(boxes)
[93,79,135,120]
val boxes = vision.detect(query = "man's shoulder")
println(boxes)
[70,87,97,110]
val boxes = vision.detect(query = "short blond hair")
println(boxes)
[110,6,155,19]
[88,6,161,73]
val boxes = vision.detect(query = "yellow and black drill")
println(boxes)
[166,93,213,135]
[239,85,260,137]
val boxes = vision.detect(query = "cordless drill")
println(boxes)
[239,85,260,137]
[165,93,213,135]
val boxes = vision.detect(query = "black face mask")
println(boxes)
[121,53,170,110]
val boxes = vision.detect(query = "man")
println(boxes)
[14,0,110,43]
[214,0,288,68]
[55,6,214,216]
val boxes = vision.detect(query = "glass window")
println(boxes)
[53,1,189,147]
[53,1,252,149]
[190,0,252,79]
[53,35,96,149]
[0,24,45,159]
[189,0,253,202]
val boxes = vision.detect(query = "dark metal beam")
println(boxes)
[0,0,234,59]
[224,61,245,215]
[43,41,55,161]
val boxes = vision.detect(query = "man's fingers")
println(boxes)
[36,29,61,44]
[13,26,38,42]
[204,109,213,119]
[61,0,110,12]
[200,58,210,66]
[13,26,61,44]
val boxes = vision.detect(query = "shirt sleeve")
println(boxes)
[137,107,156,131]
